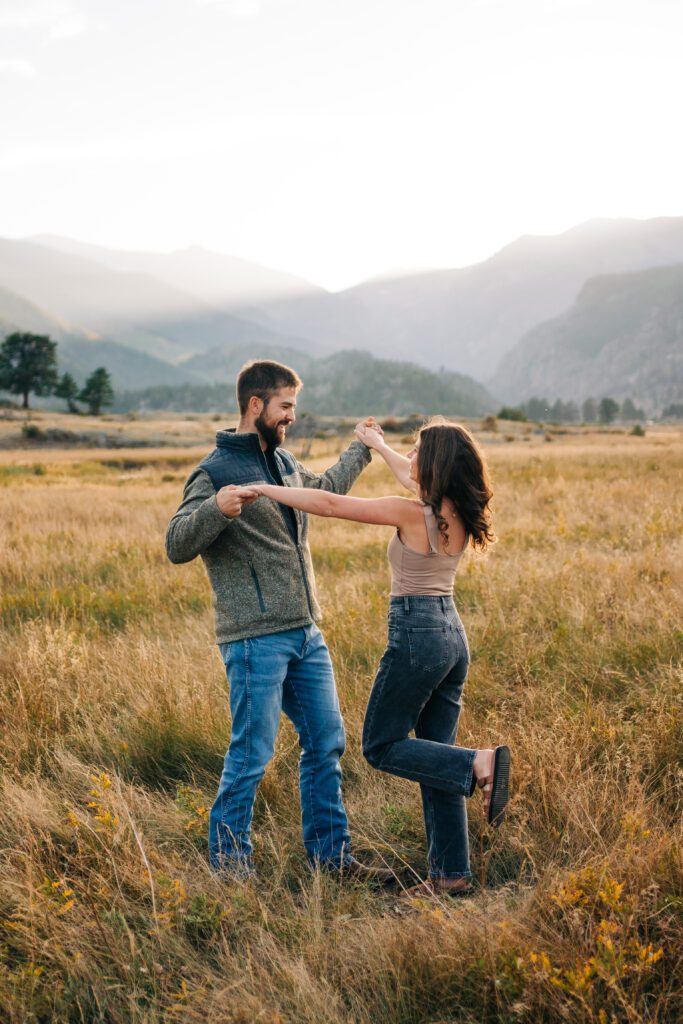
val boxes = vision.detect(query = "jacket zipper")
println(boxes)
[258,447,314,617]
[248,562,267,613]
[296,545,314,618]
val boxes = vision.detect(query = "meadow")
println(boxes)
[0,416,681,1023]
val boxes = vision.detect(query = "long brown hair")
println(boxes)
[416,420,495,552]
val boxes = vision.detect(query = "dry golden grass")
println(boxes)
[0,424,682,1023]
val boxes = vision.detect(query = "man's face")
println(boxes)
[255,387,298,448]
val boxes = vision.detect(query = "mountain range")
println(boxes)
[0,217,682,413]
[490,264,683,409]
[112,350,495,419]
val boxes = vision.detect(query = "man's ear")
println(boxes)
[248,395,264,417]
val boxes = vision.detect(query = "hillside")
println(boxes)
[113,349,497,416]
[6,219,683,411]
[179,341,315,381]
[239,217,683,376]
[32,235,324,308]
[489,264,683,411]
[0,238,314,365]
[0,284,92,344]
[58,340,200,391]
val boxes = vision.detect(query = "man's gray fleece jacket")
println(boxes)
[165,429,372,643]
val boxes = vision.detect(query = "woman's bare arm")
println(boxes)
[353,424,417,493]
[244,482,418,527]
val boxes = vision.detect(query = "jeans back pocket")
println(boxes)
[407,625,452,674]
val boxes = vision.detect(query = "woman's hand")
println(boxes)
[243,484,266,500]
[355,418,385,450]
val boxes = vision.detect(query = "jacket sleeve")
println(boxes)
[294,439,372,494]
[165,467,235,564]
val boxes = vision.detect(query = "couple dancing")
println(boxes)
[166,359,510,898]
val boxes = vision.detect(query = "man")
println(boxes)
[166,359,391,881]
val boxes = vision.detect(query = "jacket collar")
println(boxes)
[215,428,263,453]
[214,429,285,461]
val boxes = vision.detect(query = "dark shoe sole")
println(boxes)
[488,745,511,827]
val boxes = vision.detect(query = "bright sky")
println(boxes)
[1,0,682,290]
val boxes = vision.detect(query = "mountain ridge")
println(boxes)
[489,262,683,411]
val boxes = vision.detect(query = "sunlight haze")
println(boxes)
[1,0,682,289]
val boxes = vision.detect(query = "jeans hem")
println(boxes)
[431,870,472,880]
[463,750,475,797]
[210,858,256,880]
[308,851,353,870]
[376,760,474,795]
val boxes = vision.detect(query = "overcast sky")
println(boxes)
[1,0,682,289]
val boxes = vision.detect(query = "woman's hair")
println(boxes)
[416,419,495,551]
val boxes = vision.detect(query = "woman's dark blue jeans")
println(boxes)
[362,595,475,880]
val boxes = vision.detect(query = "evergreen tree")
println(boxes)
[565,401,579,423]
[79,367,114,416]
[582,397,598,423]
[524,397,550,421]
[598,397,620,424]
[620,397,645,422]
[0,332,58,409]
[55,372,80,413]
[550,399,566,423]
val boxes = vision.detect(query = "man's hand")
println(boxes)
[354,417,385,449]
[216,484,259,518]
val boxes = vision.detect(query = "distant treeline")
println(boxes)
[498,395,657,424]
[0,332,114,414]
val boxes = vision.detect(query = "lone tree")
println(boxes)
[79,367,114,416]
[55,372,80,413]
[581,397,598,423]
[0,332,58,409]
[599,397,620,424]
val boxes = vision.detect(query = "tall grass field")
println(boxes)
[0,420,681,1023]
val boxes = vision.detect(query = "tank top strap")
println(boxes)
[421,503,441,554]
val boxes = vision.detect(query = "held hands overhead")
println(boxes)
[354,417,385,450]
[216,417,381,518]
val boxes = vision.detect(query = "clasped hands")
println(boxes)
[216,417,384,518]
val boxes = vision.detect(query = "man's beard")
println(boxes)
[255,413,286,449]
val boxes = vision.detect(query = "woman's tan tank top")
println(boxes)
[387,502,467,597]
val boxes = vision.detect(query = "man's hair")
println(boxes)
[236,360,302,415]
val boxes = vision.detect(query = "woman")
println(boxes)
[244,419,510,897]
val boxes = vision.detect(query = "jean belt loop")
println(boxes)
[403,596,410,614]
[440,595,446,613]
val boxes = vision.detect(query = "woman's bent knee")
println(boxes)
[363,742,388,770]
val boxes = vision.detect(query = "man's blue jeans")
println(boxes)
[209,624,351,872]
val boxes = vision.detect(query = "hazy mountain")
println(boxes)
[179,341,315,381]
[0,238,314,364]
[32,235,324,308]
[114,348,497,417]
[240,217,683,377]
[300,350,495,417]
[0,284,92,343]
[489,264,683,411]
[58,340,200,392]
[0,287,199,393]
[6,219,683,411]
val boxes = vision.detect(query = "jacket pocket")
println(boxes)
[248,562,267,613]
